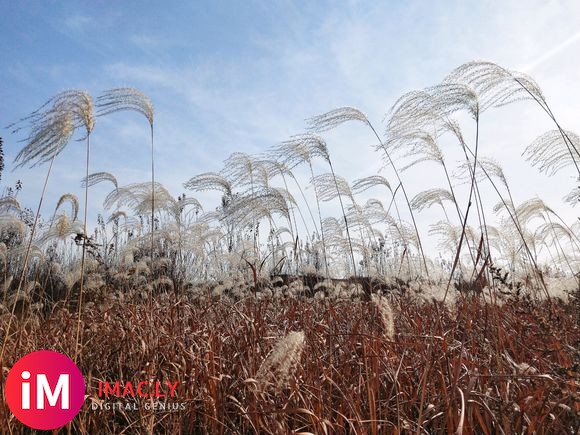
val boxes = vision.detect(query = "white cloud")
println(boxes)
[63,14,92,32]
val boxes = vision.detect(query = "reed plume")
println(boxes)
[310,106,430,275]
[2,90,93,364]
[81,171,118,189]
[371,294,395,340]
[96,88,156,266]
[254,331,305,392]
[446,60,580,177]
[55,193,80,222]
[524,130,580,176]
[300,133,358,276]
[184,172,232,195]
[270,136,329,274]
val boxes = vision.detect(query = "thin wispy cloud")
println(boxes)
[521,31,580,72]
[63,14,92,32]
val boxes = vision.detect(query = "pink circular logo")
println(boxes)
[5,350,85,430]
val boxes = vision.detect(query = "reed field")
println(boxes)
[0,61,578,434]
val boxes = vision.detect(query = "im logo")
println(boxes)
[5,350,85,430]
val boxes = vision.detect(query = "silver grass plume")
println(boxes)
[271,187,299,211]
[291,133,357,275]
[13,112,75,168]
[515,198,554,227]
[488,220,534,269]
[345,203,372,230]
[0,217,26,242]
[411,188,455,212]
[477,157,509,190]
[443,60,545,111]
[223,187,290,228]
[0,196,22,214]
[104,181,201,222]
[11,90,94,168]
[312,173,354,203]
[96,88,154,125]
[184,172,232,196]
[454,156,509,190]
[254,331,305,392]
[116,216,142,234]
[513,198,580,249]
[352,175,392,194]
[7,244,44,263]
[81,171,118,189]
[344,202,377,269]
[55,193,80,221]
[523,130,580,176]
[535,222,577,248]
[2,91,95,363]
[107,210,128,224]
[223,152,261,189]
[281,133,332,164]
[429,220,477,256]
[268,136,312,168]
[9,90,94,134]
[195,210,222,226]
[259,158,309,243]
[386,90,441,137]
[446,60,580,176]
[385,86,479,283]
[307,107,370,133]
[270,134,331,273]
[384,130,445,171]
[362,199,407,255]
[371,294,395,340]
[39,214,83,245]
[253,160,272,188]
[362,198,391,224]
[386,84,479,137]
[104,182,166,212]
[260,159,297,183]
[387,216,420,251]
[484,225,503,255]
[563,187,579,207]
[322,216,344,239]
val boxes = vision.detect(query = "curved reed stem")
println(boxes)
[150,124,155,264]
[75,133,91,361]
[444,114,480,302]
[369,123,430,278]
[308,162,330,277]
[328,160,357,277]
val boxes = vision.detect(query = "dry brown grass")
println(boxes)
[0,288,577,434]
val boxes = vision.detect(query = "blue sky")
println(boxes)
[1,1,579,252]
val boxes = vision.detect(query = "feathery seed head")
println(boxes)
[255,331,306,391]
[307,106,370,133]
[96,88,154,126]
[371,294,395,340]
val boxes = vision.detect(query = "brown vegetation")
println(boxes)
[1,287,577,433]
